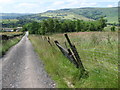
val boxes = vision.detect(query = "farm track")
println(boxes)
[0,33,55,88]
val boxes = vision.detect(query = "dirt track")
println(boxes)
[0,33,55,88]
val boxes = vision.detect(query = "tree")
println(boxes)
[61,22,68,32]
[111,26,116,32]
[54,19,61,32]
[97,17,107,31]
[22,17,108,35]
[47,18,55,33]
[40,20,48,35]
[76,20,81,32]
[88,23,95,31]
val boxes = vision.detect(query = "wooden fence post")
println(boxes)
[54,40,79,68]
[67,49,79,68]
[64,34,85,72]
[47,37,52,46]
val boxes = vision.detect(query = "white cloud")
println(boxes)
[0,6,2,13]
[17,3,38,8]
[12,3,41,13]
[58,2,97,9]
[80,2,97,7]
[107,5,113,7]
[0,0,13,3]
[53,1,65,5]
[0,0,15,4]
[105,0,119,2]
[0,0,119,13]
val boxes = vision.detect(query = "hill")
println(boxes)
[68,7,118,23]
[19,7,118,24]
[1,7,118,25]
[0,13,32,19]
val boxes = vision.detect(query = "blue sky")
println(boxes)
[0,0,119,13]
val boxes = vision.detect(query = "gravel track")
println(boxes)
[0,33,55,88]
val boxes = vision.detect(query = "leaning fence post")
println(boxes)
[64,34,85,72]
[67,49,79,68]
[54,40,79,68]
[47,37,52,46]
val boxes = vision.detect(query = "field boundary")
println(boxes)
[44,34,88,78]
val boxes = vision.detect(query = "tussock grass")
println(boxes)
[29,32,118,88]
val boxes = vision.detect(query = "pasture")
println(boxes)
[29,31,118,88]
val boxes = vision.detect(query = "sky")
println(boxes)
[0,0,119,13]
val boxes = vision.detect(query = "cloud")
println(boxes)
[13,3,41,13]
[0,6,2,13]
[80,2,97,7]
[53,1,65,5]
[107,5,113,7]
[1,0,119,13]
[0,0,13,3]
[0,0,15,5]
[17,3,38,8]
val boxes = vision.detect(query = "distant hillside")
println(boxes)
[68,7,118,23]
[17,14,50,21]
[1,7,118,24]
[21,7,118,23]
[40,10,91,21]
[0,13,32,19]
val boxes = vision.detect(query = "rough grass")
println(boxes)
[0,32,23,35]
[29,31,118,88]
[0,36,22,56]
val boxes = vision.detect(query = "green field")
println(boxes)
[29,31,118,88]
[2,19,19,24]
[41,12,92,21]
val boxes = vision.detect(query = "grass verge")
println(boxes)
[0,36,22,56]
[29,32,118,88]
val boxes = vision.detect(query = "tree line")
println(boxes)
[22,17,107,34]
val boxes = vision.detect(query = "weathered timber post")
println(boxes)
[44,36,47,40]
[67,49,79,68]
[54,40,78,68]
[47,37,52,46]
[64,34,85,72]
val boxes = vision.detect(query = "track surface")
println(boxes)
[0,33,55,88]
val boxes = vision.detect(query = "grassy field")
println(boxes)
[2,19,19,24]
[0,32,23,56]
[0,32,23,35]
[41,12,91,21]
[29,31,118,88]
